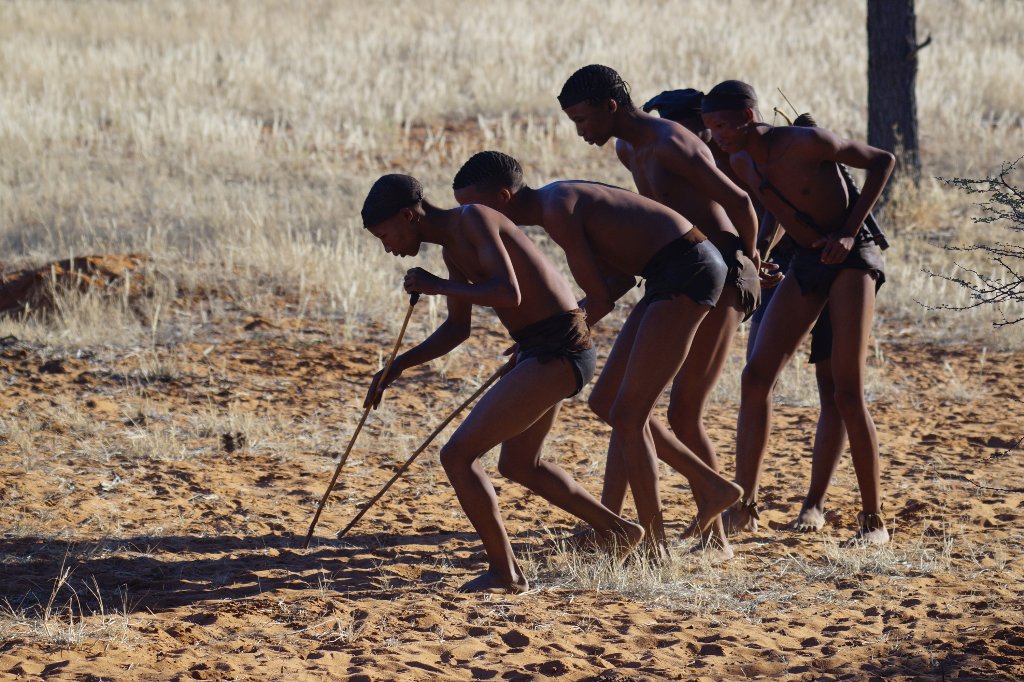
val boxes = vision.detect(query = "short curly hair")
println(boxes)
[453,151,525,192]
[558,64,635,112]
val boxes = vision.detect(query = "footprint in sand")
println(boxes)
[499,629,530,649]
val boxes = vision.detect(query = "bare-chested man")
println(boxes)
[647,88,847,533]
[701,80,893,544]
[558,65,760,553]
[361,174,643,593]
[452,151,743,558]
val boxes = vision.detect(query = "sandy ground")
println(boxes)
[1,298,1023,681]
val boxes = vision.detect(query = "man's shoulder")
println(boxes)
[772,125,837,156]
[456,204,506,240]
[652,123,704,161]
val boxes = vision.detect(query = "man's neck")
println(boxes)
[419,205,456,246]
[509,187,544,226]
[613,109,657,146]
[745,124,775,165]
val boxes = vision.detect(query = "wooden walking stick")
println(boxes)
[302,292,420,549]
[336,361,509,540]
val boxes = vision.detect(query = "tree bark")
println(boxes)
[867,0,923,184]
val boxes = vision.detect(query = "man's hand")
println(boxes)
[758,260,785,289]
[363,362,403,410]
[812,233,855,265]
[403,267,446,296]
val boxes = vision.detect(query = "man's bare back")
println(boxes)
[536,180,696,275]
[614,120,742,253]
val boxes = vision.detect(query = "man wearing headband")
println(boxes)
[558,65,760,555]
[702,80,894,545]
[361,174,643,593]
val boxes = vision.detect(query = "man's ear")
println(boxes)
[499,188,513,204]
[607,98,619,115]
[400,207,418,223]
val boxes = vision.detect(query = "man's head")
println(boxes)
[558,64,634,146]
[700,80,761,154]
[452,151,524,213]
[361,174,426,257]
[643,88,705,131]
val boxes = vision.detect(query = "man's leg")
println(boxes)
[440,357,584,593]
[826,270,888,545]
[607,295,733,556]
[792,358,847,531]
[497,388,643,553]
[665,285,745,554]
[728,275,826,533]
[591,302,740,529]
[589,301,647,514]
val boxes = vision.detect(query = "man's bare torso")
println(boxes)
[615,118,739,253]
[442,206,578,333]
[731,127,850,247]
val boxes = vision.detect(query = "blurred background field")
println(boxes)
[1,0,1022,352]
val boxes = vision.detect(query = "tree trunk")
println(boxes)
[867,0,922,184]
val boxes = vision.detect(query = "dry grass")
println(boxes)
[0,560,135,649]
[531,521,997,624]
[1,0,1022,350]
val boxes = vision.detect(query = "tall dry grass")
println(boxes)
[0,0,1022,348]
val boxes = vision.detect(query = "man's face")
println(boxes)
[562,100,616,146]
[701,109,751,154]
[453,184,511,217]
[367,211,421,257]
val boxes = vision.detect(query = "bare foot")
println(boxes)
[457,569,529,594]
[629,536,670,566]
[790,502,826,532]
[596,520,645,561]
[723,499,760,535]
[557,527,599,554]
[692,479,744,536]
[688,524,735,564]
[845,512,890,547]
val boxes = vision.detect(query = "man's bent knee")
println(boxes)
[741,363,775,398]
[440,439,477,474]
[833,386,867,417]
[607,401,649,434]
[497,455,533,485]
[588,390,614,423]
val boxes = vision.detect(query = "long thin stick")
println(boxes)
[302,292,419,548]
[336,362,508,540]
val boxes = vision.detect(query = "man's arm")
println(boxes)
[364,255,472,409]
[657,139,760,262]
[806,129,895,263]
[614,139,634,174]
[405,207,521,309]
[546,213,618,327]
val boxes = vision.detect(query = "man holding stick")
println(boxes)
[361,174,643,593]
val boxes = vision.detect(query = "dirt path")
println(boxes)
[1,316,1022,680]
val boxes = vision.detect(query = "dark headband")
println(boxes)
[643,89,705,120]
[701,80,758,114]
